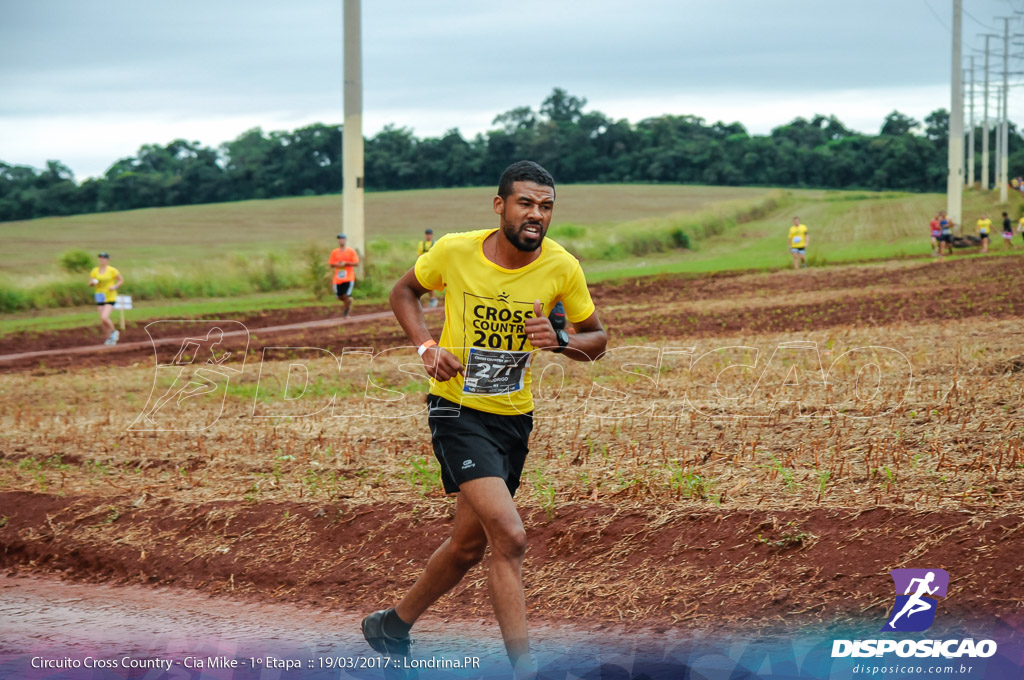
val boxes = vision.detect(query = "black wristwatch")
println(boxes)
[553,329,570,353]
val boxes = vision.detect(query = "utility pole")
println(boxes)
[968,55,975,187]
[1000,17,1010,203]
[982,34,994,191]
[343,0,365,259]
[995,84,1003,194]
[948,0,964,227]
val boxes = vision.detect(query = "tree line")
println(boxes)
[2,88,1022,223]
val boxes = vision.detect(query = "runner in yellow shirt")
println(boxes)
[416,228,438,308]
[362,161,608,677]
[88,252,124,345]
[788,217,809,269]
[977,213,992,253]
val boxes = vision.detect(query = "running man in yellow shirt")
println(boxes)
[788,217,809,269]
[416,228,438,308]
[977,213,992,253]
[89,251,124,345]
[362,161,608,678]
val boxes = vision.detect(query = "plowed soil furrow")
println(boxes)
[1,491,1021,628]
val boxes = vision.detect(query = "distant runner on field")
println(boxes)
[362,161,608,679]
[416,228,439,308]
[937,211,953,258]
[788,216,808,269]
[1000,212,1014,250]
[977,213,992,253]
[929,212,942,255]
[89,251,124,346]
[327,233,360,318]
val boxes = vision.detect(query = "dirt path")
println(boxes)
[0,573,744,680]
[2,255,1022,374]
[4,573,1018,680]
[0,307,422,365]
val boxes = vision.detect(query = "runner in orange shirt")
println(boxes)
[327,233,360,317]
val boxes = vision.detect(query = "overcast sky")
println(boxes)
[2,0,1022,180]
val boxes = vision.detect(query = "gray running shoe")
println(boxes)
[361,609,412,656]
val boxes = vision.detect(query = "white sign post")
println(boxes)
[113,295,133,330]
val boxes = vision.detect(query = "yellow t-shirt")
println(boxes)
[1018,217,1024,232]
[977,218,992,235]
[414,229,596,416]
[788,224,808,248]
[90,266,121,302]
[416,240,434,257]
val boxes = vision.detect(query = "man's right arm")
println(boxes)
[390,269,464,381]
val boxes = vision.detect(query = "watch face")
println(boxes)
[556,329,570,347]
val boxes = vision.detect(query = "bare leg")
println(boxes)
[394,494,488,624]
[456,478,532,675]
[99,305,114,335]
[396,477,533,675]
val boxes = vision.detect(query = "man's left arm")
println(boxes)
[564,311,608,361]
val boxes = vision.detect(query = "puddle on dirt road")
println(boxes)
[7,574,1016,679]
[0,574,737,680]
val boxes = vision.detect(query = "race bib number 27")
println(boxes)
[463,348,531,395]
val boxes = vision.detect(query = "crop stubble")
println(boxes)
[1,256,1023,628]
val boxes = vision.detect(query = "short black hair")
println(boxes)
[497,160,555,199]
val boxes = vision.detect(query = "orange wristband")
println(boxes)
[417,339,437,357]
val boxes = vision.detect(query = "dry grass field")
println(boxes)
[1,255,1023,628]
[0,184,771,276]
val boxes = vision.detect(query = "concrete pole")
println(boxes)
[968,55,975,187]
[995,85,1003,193]
[1001,18,1010,203]
[343,0,365,259]
[948,0,964,228]
[982,35,991,190]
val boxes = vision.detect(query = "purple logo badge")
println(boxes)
[881,568,950,632]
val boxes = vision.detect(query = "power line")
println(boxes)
[964,7,996,30]
[923,0,950,32]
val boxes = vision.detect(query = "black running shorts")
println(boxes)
[427,394,533,497]
[334,281,354,298]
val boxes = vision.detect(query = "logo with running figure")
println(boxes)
[882,568,950,632]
